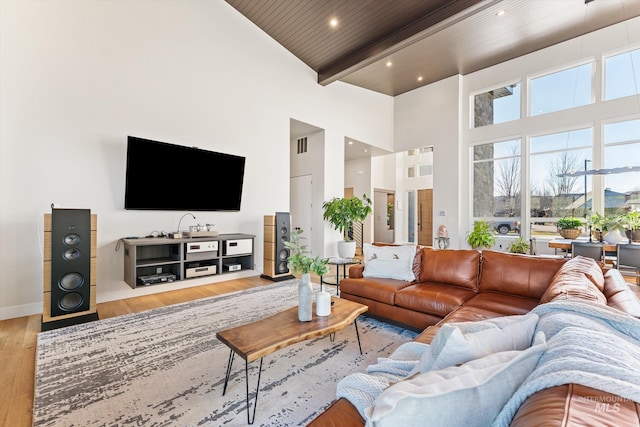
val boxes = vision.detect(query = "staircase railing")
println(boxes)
[350,221,364,256]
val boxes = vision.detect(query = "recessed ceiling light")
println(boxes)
[348,140,353,145]
[329,17,338,27]
[386,61,392,67]
[363,149,368,153]
[417,76,423,81]
[496,10,505,16]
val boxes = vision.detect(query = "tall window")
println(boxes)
[472,139,521,233]
[530,63,592,116]
[473,82,520,128]
[605,47,640,101]
[529,128,592,219]
[406,146,433,178]
[604,119,640,215]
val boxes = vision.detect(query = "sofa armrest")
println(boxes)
[306,398,364,427]
[603,269,640,317]
[348,264,365,278]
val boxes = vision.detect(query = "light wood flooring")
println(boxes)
[0,274,284,427]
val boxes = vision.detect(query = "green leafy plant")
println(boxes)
[322,194,372,240]
[586,211,607,231]
[508,236,530,254]
[623,211,640,230]
[283,229,330,276]
[557,216,583,229]
[467,220,496,249]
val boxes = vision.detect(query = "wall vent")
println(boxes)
[297,137,308,154]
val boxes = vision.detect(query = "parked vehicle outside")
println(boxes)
[494,220,520,234]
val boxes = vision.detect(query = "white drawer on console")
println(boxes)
[224,239,252,255]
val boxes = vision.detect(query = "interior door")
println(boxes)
[290,175,313,244]
[418,189,433,246]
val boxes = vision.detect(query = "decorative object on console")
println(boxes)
[322,194,372,258]
[173,213,196,238]
[284,228,330,321]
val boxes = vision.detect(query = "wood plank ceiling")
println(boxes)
[224,0,640,96]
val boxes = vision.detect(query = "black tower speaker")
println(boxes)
[50,208,92,316]
[262,212,294,281]
[275,211,290,275]
[42,208,98,330]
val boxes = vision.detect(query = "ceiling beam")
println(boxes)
[317,0,497,86]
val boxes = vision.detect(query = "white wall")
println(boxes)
[290,129,325,257]
[0,0,393,320]
[394,75,463,247]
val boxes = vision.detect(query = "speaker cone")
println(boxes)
[278,249,289,260]
[278,261,288,273]
[59,292,84,311]
[64,233,81,246]
[59,272,84,290]
[63,248,81,260]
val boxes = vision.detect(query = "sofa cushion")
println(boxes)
[365,337,546,427]
[418,247,480,291]
[540,257,607,305]
[363,244,417,282]
[419,312,539,372]
[479,250,566,299]
[462,292,539,317]
[340,277,414,305]
[394,283,476,317]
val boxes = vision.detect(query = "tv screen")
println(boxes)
[124,136,245,211]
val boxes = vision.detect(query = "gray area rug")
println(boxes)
[33,281,417,426]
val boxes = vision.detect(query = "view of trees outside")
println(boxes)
[471,47,640,237]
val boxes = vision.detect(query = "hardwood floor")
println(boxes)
[0,275,276,427]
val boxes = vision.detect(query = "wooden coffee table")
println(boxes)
[216,297,368,424]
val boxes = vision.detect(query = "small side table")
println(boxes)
[320,257,361,296]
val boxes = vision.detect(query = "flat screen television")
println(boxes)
[124,136,245,211]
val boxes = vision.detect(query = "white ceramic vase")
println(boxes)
[298,273,313,322]
[337,240,356,259]
[604,228,627,244]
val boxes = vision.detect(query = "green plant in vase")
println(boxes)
[557,216,583,239]
[586,211,607,241]
[322,194,372,258]
[467,220,496,250]
[284,229,330,276]
[508,236,530,254]
[284,229,329,322]
[622,211,640,242]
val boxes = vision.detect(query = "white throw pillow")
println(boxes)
[362,244,417,282]
[416,312,539,373]
[365,334,546,427]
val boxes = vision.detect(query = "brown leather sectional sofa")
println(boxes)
[308,247,640,427]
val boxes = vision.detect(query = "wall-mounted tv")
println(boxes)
[124,136,245,211]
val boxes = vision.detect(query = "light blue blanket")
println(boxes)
[337,300,640,425]
[492,300,640,426]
